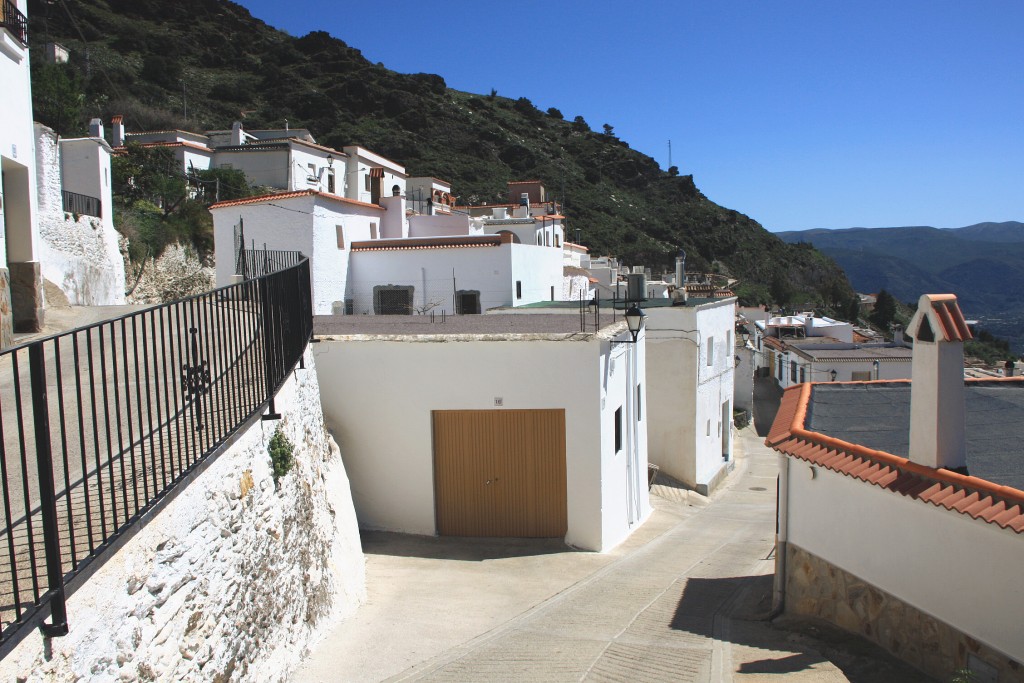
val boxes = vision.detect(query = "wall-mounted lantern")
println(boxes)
[830,369,838,382]
[613,305,647,345]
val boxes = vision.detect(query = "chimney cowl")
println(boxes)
[907,294,970,472]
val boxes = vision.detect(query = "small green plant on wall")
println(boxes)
[268,425,295,484]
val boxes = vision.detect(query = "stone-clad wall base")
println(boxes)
[785,543,1021,681]
[0,347,366,682]
[9,260,43,332]
[0,267,11,348]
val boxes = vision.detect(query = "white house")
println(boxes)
[644,296,738,494]
[341,146,407,205]
[767,294,1024,681]
[312,313,650,552]
[406,177,455,217]
[770,339,913,388]
[210,179,568,316]
[346,233,564,315]
[0,0,43,343]
[34,121,125,306]
[209,189,386,315]
[755,312,853,345]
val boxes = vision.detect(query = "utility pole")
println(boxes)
[668,140,672,169]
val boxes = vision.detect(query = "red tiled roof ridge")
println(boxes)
[766,382,1024,533]
[117,141,212,153]
[208,189,383,211]
[351,234,510,251]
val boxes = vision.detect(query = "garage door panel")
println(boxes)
[433,409,566,538]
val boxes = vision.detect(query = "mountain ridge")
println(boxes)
[779,221,1024,349]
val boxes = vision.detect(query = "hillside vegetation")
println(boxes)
[28,0,853,307]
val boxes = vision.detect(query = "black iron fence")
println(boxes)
[61,191,101,219]
[236,246,304,281]
[0,0,27,45]
[0,258,311,657]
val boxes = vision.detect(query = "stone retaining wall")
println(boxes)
[785,542,1020,681]
[0,347,366,682]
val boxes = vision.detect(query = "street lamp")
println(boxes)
[830,369,837,382]
[613,305,646,344]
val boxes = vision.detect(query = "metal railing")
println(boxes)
[61,191,101,219]
[235,246,304,281]
[0,257,311,657]
[0,0,27,45]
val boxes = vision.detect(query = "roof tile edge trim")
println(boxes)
[765,382,1024,533]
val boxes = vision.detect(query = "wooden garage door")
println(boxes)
[433,409,567,538]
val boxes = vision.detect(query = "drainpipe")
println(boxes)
[771,452,790,618]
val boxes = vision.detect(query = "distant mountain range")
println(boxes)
[778,221,1024,349]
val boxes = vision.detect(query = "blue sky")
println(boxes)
[235,1,1023,232]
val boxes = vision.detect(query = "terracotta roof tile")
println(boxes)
[208,189,382,211]
[909,293,972,342]
[765,381,1024,534]
[350,234,512,252]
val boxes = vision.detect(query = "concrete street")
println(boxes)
[295,426,929,682]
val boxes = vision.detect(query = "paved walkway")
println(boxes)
[296,427,929,682]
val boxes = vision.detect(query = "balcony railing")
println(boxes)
[62,191,101,219]
[0,257,312,658]
[0,0,27,45]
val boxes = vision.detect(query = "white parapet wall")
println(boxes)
[0,347,365,682]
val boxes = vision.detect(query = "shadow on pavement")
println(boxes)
[753,376,784,436]
[360,530,578,562]
[738,652,825,674]
[670,574,935,682]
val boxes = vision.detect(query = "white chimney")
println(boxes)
[231,121,244,146]
[89,118,104,139]
[111,115,125,147]
[907,294,971,472]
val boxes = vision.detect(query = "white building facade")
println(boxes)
[645,297,737,494]
[312,320,650,552]
[0,0,43,343]
[34,124,126,306]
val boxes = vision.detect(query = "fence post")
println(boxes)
[259,275,282,421]
[28,343,69,637]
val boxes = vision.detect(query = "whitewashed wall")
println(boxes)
[348,244,512,315]
[734,344,755,413]
[34,127,126,305]
[786,457,1024,661]
[776,353,911,388]
[214,148,290,189]
[0,348,365,682]
[213,195,316,288]
[407,213,471,238]
[313,332,649,552]
[0,1,40,267]
[211,195,384,315]
[510,243,565,305]
[645,299,736,492]
[181,148,212,173]
[598,333,650,544]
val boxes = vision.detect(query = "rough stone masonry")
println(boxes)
[0,347,366,682]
